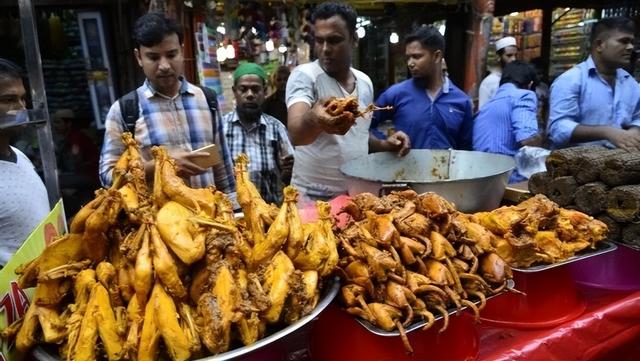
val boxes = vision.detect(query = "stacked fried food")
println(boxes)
[337,190,516,354]
[1,133,338,361]
[473,194,608,268]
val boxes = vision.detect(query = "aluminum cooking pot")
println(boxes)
[340,149,515,212]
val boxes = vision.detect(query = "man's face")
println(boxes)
[275,70,290,92]
[0,78,27,138]
[134,33,184,95]
[499,46,518,68]
[233,74,265,121]
[0,78,26,115]
[406,41,442,81]
[596,30,635,68]
[314,15,356,76]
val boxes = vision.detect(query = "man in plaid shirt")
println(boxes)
[99,13,236,199]
[223,63,294,204]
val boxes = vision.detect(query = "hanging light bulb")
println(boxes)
[438,24,446,35]
[356,27,366,39]
[216,46,227,62]
[265,39,275,52]
[225,44,235,59]
[278,44,288,53]
[389,32,399,44]
[216,25,226,35]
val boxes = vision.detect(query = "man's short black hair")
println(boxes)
[133,12,183,48]
[405,26,445,53]
[500,61,539,89]
[312,2,358,36]
[0,58,23,83]
[589,16,635,45]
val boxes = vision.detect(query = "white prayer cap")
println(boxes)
[495,37,517,52]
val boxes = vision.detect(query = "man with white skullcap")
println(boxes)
[478,36,518,108]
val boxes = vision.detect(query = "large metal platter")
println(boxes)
[199,277,340,360]
[34,277,340,361]
[355,279,515,337]
[611,240,640,252]
[511,241,617,273]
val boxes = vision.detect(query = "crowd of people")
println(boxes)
[0,2,639,266]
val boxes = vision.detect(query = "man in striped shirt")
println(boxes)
[472,61,543,183]
[99,13,236,199]
[223,63,294,204]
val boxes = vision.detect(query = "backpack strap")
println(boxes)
[118,89,139,135]
[197,85,220,115]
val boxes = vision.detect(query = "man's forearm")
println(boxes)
[570,124,615,143]
[368,133,390,153]
[288,110,323,146]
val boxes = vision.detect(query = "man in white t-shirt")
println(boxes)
[0,58,50,265]
[286,2,407,201]
[478,36,518,109]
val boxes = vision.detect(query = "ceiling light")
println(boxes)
[216,46,227,62]
[265,39,275,52]
[356,27,366,39]
[216,25,226,35]
[389,32,399,44]
[225,44,235,59]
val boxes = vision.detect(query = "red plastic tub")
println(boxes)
[479,267,586,329]
[569,245,640,291]
[309,304,479,361]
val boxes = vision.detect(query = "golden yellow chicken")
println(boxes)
[153,283,192,361]
[153,146,217,217]
[261,251,295,323]
[157,201,206,265]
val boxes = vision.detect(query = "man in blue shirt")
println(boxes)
[369,26,474,153]
[473,61,542,182]
[548,16,640,150]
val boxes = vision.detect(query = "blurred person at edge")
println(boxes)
[0,58,50,266]
[223,63,294,204]
[370,26,473,152]
[548,17,640,150]
[99,13,236,199]
[263,65,290,127]
[478,36,518,109]
[286,2,405,202]
[473,61,543,183]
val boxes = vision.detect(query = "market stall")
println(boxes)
[2,136,638,361]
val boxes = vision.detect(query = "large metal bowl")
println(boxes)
[340,149,515,212]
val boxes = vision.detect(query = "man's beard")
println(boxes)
[237,104,262,122]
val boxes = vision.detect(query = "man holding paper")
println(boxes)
[223,63,294,204]
[99,13,236,198]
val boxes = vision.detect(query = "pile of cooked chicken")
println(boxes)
[474,194,608,268]
[337,190,517,354]
[336,191,608,352]
[1,133,338,361]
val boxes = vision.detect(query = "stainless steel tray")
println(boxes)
[34,277,340,361]
[355,279,515,336]
[512,241,617,273]
[611,240,640,252]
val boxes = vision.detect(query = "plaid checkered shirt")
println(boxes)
[99,78,236,199]
[222,110,294,204]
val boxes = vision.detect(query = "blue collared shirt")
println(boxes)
[370,77,474,150]
[473,83,539,156]
[548,56,640,148]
